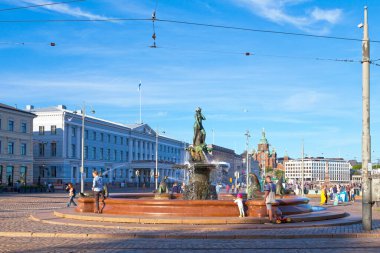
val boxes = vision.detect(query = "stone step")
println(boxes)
[30,208,361,229]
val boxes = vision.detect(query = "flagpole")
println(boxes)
[139,81,142,124]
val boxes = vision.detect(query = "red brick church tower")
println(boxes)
[252,129,277,170]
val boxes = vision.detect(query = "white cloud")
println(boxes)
[232,0,343,33]
[310,7,342,24]
[19,0,110,20]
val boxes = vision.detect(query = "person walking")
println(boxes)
[92,170,104,213]
[66,183,77,207]
[264,175,276,223]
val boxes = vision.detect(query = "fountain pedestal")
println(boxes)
[183,163,217,200]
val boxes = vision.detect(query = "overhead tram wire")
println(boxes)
[150,45,364,64]
[0,17,379,44]
[0,0,85,12]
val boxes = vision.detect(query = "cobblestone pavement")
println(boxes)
[2,237,380,253]
[0,193,380,252]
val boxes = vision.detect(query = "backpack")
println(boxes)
[72,188,76,197]
[95,177,103,189]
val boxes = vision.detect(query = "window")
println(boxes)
[8,142,14,154]
[71,144,76,158]
[72,127,76,137]
[84,146,88,159]
[107,149,110,160]
[120,151,123,161]
[93,131,97,140]
[20,166,26,185]
[51,125,57,135]
[21,143,26,156]
[0,118,2,129]
[39,126,45,135]
[92,147,96,160]
[85,167,89,178]
[6,166,14,186]
[100,148,104,160]
[21,123,27,133]
[100,133,104,141]
[39,143,44,156]
[0,140,2,154]
[114,150,117,161]
[114,136,117,144]
[51,142,57,157]
[107,134,111,143]
[120,137,123,145]
[51,166,57,178]
[0,165,2,184]
[8,120,14,131]
[126,151,129,162]
[85,130,89,140]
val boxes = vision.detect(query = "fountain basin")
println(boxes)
[76,194,312,218]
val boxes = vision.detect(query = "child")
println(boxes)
[66,183,77,207]
[234,193,245,217]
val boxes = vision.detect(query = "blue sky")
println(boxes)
[1,0,380,161]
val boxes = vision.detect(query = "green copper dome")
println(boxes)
[259,128,268,145]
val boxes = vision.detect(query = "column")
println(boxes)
[70,166,74,183]
[150,142,154,160]
[128,139,133,162]
[67,124,72,158]
[76,127,81,159]
[144,142,148,160]
[139,141,144,160]
[134,140,139,160]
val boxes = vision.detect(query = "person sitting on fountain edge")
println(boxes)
[234,193,245,218]
[171,182,180,194]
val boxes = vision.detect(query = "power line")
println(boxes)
[0,0,85,12]
[0,16,379,44]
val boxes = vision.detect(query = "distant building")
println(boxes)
[252,129,277,170]
[0,103,36,186]
[285,158,351,183]
[28,105,186,187]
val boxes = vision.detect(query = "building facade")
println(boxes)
[0,103,35,186]
[29,105,186,187]
[285,158,351,183]
[252,129,277,170]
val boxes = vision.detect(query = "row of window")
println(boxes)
[66,126,181,154]
[0,141,28,155]
[0,118,28,133]
[0,165,27,186]
[37,143,179,163]
[39,125,57,135]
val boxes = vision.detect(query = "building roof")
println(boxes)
[0,103,36,117]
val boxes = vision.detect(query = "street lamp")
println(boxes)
[136,170,140,189]
[244,130,251,193]
[234,171,240,193]
[155,129,165,190]
[73,102,95,193]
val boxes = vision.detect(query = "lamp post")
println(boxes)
[155,129,165,190]
[136,170,140,189]
[301,140,305,196]
[244,130,251,193]
[234,171,239,193]
[360,6,372,231]
[73,102,95,193]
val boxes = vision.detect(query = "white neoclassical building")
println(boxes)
[285,158,351,183]
[0,103,35,186]
[28,105,186,188]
